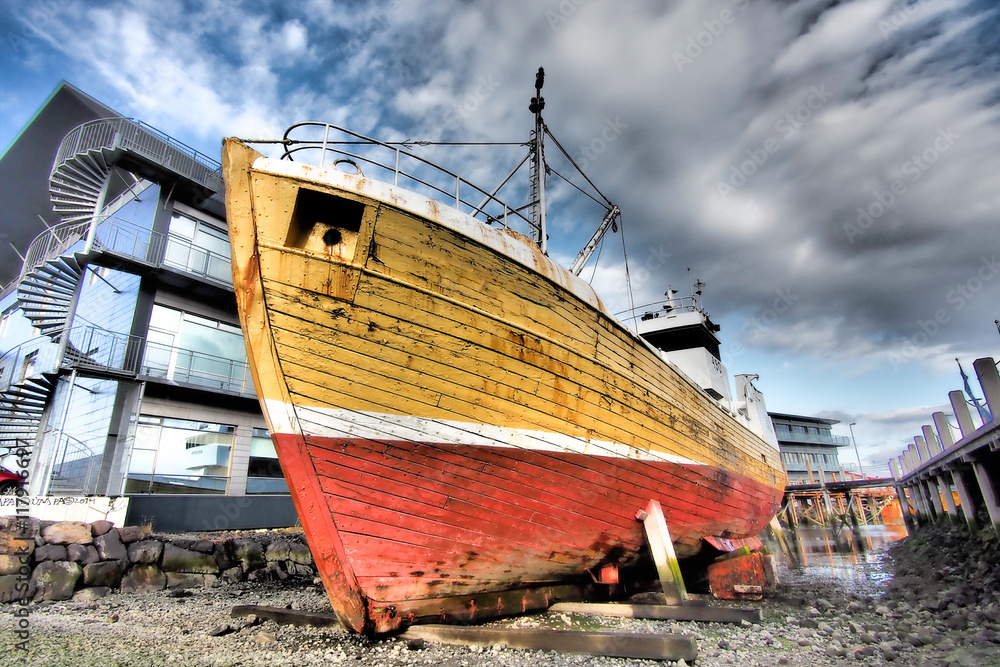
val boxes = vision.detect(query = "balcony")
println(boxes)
[774,426,851,447]
[43,325,254,397]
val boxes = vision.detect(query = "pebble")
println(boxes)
[2,522,997,666]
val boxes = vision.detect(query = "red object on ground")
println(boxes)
[707,551,778,600]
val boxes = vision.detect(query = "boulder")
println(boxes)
[231,538,265,571]
[94,530,127,561]
[127,540,164,565]
[0,553,29,576]
[83,560,126,588]
[33,543,68,562]
[67,544,100,566]
[0,573,35,602]
[220,566,244,584]
[90,520,114,537]
[72,586,110,601]
[213,542,235,571]
[165,572,218,590]
[161,543,218,574]
[287,541,313,565]
[117,526,145,543]
[120,564,166,593]
[0,533,34,558]
[31,561,82,601]
[40,522,92,545]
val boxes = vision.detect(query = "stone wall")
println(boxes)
[0,517,316,603]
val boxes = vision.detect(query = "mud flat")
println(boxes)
[2,522,998,666]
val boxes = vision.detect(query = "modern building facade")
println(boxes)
[769,412,852,484]
[0,83,294,530]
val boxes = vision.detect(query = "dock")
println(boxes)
[888,356,1000,536]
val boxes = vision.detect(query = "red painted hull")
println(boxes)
[275,432,781,631]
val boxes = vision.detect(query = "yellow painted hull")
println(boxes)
[223,139,786,633]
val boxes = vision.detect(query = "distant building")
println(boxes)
[0,82,294,531]
[769,412,851,484]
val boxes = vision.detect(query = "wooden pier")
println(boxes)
[781,477,899,530]
[889,357,1000,536]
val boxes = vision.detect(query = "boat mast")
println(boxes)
[528,67,547,253]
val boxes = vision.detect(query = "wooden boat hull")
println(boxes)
[222,140,786,633]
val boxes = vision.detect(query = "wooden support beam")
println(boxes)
[950,468,979,530]
[401,625,698,662]
[636,499,688,605]
[550,602,762,624]
[231,605,342,627]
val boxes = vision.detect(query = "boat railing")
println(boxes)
[279,122,534,234]
[615,295,704,326]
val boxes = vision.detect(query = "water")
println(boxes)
[767,519,909,597]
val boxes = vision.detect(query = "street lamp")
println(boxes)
[849,422,864,479]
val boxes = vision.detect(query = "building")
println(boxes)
[0,82,295,531]
[769,412,852,484]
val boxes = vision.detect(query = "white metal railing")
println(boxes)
[2,325,254,397]
[0,337,60,394]
[139,340,254,397]
[49,433,101,496]
[279,123,534,235]
[19,214,167,283]
[616,295,706,327]
[162,234,233,287]
[52,117,222,192]
[774,426,852,447]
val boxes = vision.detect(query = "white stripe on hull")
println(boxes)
[264,398,706,467]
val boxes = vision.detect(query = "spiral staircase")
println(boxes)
[1,118,222,456]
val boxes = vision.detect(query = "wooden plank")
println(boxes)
[401,625,697,661]
[550,602,762,624]
[230,605,342,627]
[640,499,688,606]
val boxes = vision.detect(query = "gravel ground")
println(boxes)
[2,522,998,667]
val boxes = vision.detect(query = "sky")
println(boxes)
[1,0,998,472]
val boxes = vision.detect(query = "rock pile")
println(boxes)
[0,517,316,603]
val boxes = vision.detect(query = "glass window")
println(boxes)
[163,212,232,284]
[126,416,234,494]
[142,304,250,392]
[246,426,288,494]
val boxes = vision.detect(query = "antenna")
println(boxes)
[529,67,547,253]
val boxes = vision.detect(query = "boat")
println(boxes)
[221,70,786,634]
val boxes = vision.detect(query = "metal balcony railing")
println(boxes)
[774,426,852,446]
[163,234,233,287]
[49,432,102,496]
[52,117,222,192]
[139,341,254,396]
[9,325,255,397]
[19,212,233,287]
